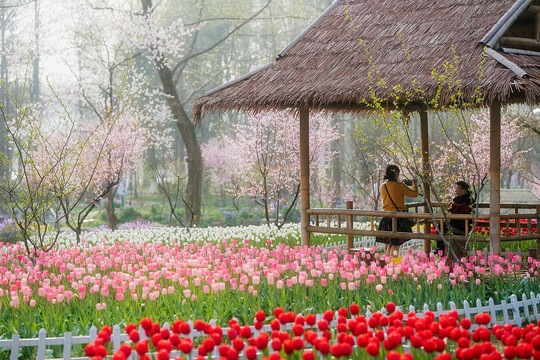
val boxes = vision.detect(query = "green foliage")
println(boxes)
[117,207,142,223]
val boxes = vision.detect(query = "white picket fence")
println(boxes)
[320,236,423,254]
[2,292,540,360]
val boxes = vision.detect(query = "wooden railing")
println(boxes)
[306,202,539,251]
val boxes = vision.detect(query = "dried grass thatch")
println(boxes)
[194,0,540,122]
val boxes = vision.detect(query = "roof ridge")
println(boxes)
[481,0,534,48]
[277,0,342,59]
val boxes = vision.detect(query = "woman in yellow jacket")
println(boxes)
[376,165,418,257]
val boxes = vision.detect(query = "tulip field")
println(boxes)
[86,304,538,360]
[1,223,540,359]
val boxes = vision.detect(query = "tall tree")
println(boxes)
[30,0,39,103]
[140,0,273,226]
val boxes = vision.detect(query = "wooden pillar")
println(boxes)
[300,107,311,246]
[490,100,501,254]
[346,200,353,251]
[536,205,540,260]
[420,107,431,254]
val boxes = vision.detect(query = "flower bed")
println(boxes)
[85,303,534,360]
[1,232,539,341]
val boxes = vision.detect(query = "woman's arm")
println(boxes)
[400,182,419,198]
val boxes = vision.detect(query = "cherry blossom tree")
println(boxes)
[0,82,75,258]
[430,112,525,203]
[202,138,241,209]
[343,116,390,210]
[222,111,339,228]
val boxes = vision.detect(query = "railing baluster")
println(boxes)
[37,328,46,360]
[10,334,19,360]
[63,331,73,360]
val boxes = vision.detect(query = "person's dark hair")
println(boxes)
[456,181,470,194]
[383,165,400,181]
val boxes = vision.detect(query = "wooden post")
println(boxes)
[420,107,431,255]
[536,205,540,260]
[490,100,501,254]
[299,107,311,246]
[346,200,353,252]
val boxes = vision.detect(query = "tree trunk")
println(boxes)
[107,187,118,230]
[445,236,468,266]
[31,0,40,103]
[141,0,202,227]
[0,1,10,185]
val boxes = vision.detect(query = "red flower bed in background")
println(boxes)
[85,303,540,360]
[430,223,537,236]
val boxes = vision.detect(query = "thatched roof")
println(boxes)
[194,0,540,122]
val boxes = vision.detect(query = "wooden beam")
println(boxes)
[500,36,540,49]
[490,100,502,254]
[420,107,431,255]
[528,5,540,13]
[536,13,540,41]
[299,106,311,246]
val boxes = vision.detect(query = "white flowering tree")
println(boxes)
[139,0,274,227]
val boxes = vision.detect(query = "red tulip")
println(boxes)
[239,325,252,339]
[318,319,329,331]
[179,340,193,354]
[156,350,170,360]
[271,338,282,351]
[350,303,360,315]
[232,338,245,352]
[255,310,265,322]
[461,318,472,330]
[255,332,268,350]
[273,307,284,319]
[475,313,491,325]
[194,320,205,332]
[387,350,401,360]
[303,350,315,360]
[323,310,334,322]
[135,340,149,355]
[244,346,257,360]
[318,340,330,355]
[365,341,379,357]
[292,324,304,336]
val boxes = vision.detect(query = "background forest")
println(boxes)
[0,0,539,239]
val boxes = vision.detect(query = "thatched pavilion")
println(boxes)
[194,0,540,254]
